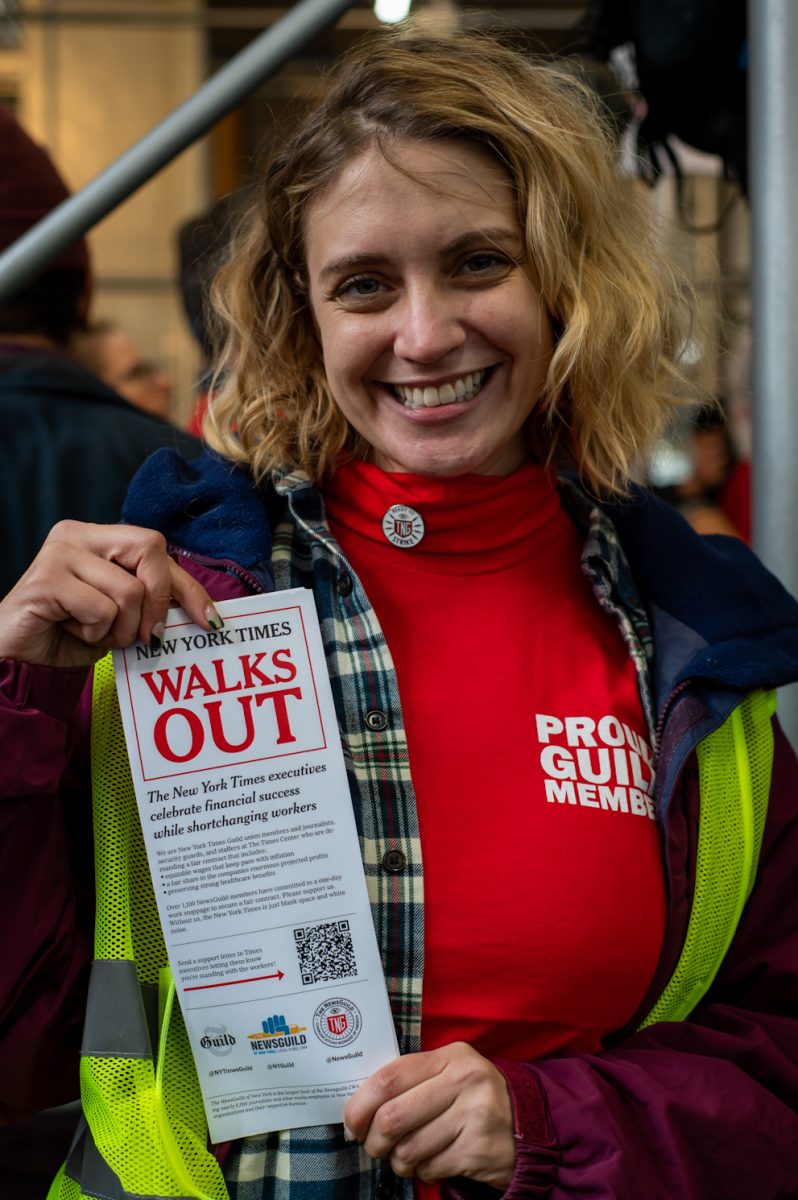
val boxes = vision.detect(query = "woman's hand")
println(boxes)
[0,520,218,669]
[343,1042,517,1189]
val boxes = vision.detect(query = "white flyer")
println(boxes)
[112,590,398,1142]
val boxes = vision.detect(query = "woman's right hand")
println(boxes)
[0,520,219,669]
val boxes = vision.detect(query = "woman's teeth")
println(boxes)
[394,369,487,409]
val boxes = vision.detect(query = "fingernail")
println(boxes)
[343,1124,358,1144]
[205,604,224,631]
[149,622,165,651]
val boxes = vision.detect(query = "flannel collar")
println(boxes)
[557,477,657,742]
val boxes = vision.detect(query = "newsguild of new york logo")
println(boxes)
[248,1013,308,1055]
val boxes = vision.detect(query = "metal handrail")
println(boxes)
[0,0,355,303]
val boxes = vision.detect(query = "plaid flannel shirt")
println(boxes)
[223,471,655,1200]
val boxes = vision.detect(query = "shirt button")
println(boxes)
[365,709,388,732]
[337,570,353,596]
[381,849,406,874]
[376,1180,398,1200]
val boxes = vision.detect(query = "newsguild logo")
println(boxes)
[312,998,363,1048]
[199,1026,237,1056]
[248,1013,308,1055]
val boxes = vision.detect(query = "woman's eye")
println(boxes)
[335,275,385,301]
[461,251,511,276]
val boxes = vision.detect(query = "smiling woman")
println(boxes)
[2,22,798,1200]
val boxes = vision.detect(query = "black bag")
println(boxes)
[579,0,747,198]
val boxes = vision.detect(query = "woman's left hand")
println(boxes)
[343,1041,516,1189]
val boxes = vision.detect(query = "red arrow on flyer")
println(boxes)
[184,969,285,992]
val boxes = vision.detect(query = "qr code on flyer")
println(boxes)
[294,920,357,985]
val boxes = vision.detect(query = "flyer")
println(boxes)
[112,590,398,1142]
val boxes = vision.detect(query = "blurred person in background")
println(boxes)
[177,189,251,435]
[0,104,200,598]
[673,404,751,542]
[656,404,751,542]
[0,102,199,1200]
[71,319,175,420]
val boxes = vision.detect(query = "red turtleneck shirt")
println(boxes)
[325,462,665,1197]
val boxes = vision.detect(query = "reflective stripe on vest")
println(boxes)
[50,657,776,1196]
[638,688,776,1028]
[49,653,229,1200]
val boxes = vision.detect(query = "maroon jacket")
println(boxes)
[2,492,798,1196]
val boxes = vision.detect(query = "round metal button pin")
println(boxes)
[381,504,424,548]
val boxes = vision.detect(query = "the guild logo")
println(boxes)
[312,998,363,1048]
[199,1026,236,1056]
[381,505,425,549]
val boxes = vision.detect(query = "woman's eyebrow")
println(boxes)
[442,227,522,255]
[319,252,387,281]
[318,228,522,282]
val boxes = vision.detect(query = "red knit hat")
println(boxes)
[0,104,90,278]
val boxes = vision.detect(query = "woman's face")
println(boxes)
[303,137,554,477]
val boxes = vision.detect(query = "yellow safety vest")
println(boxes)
[48,657,776,1200]
[49,654,228,1200]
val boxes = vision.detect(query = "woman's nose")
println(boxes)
[392,284,466,364]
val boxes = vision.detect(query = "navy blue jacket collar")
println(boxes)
[604,485,798,696]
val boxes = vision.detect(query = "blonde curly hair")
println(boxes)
[206,26,695,496]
